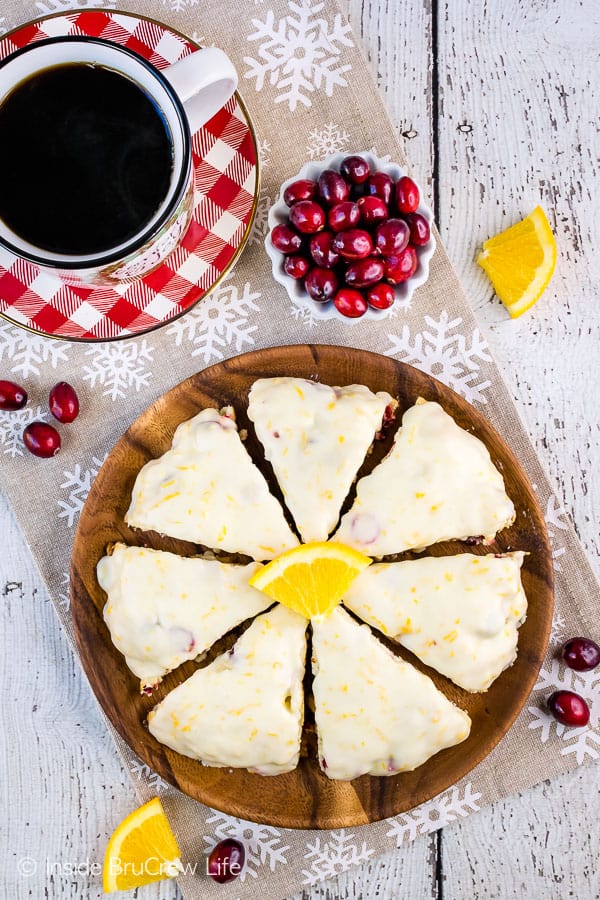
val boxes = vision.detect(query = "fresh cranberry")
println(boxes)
[49,381,79,424]
[271,223,302,254]
[333,287,368,318]
[406,212,431,246]
[345,257,385,288]
[208,838,245,884]
[384,245,418,284]
[289,200,326,234]
[366,282,395,310]
[284,254,311,280]
[0,379,27,411]
[561,637,600,672]
[357,195,388,226]
[547,691,590,727]
[283,178,316,206]
[23,421,61,458]
[375,218,410,255]
[366,172,393,205]
[328,201,360,232]
[309,231,340,268]
[340,155,370,184]
[395,176,420,214]
[317,170,349,206]
[332,228,373,260]
[305,267,339,302]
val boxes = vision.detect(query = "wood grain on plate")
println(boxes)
[70,344,553,829]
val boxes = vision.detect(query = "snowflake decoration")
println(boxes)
[58,571,70,610]
[244,0,354,112]
[161,0,199,12]
[290,304,321,328]
[249,194,272,246]
[57,453,107,528]
[527,659,600,764]
[83,340,153,402]
[307,122,350,160]
[301,829,374,886]
[0,17,6,35]
[0,405,49,458]
[549,612,566,645]
[385,311,492,405]
[35,0,115,11]
[257,138,272,169]
[129,757,169,793]
[544,494,569,572]
[386,782,482,844]
[166,277,260,365]
[204,813,289,880]
[0,322,70,378]
[367,147,392,163]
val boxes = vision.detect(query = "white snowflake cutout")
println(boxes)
[290,304,321,328]
[204,812,289,881]
[35,0,116,11]
[161,0,199,12]
[301,829,375,886]
[57,452,108,528]
[257,139,272,169]
[0,17,7,35]
[0,405,50,458]
[249,194,273,246]
[385,311,492,405]
[544,494,569,572]
[58,571,70,610]
[307,122,350,160]
[385,782,482,845]
[0,322,70,378]
[83,340,153,401]
[549,612,566,646]
[129,757,169,793]
[244,0,354,112]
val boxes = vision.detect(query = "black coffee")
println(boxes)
[0,63,174,256]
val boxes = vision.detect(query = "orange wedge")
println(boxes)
[248,541,371,620]
[103,797,183,893]
[477,206,557,318]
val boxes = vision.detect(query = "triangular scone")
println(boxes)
[311,606,471,780]
[335,400,515,555]
[343,552,527,692]
[97,543,271,690]
[247,377,395,542]
[125,407,299,560]
[148,605,307,775]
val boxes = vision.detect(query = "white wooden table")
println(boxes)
[2,1,599,897]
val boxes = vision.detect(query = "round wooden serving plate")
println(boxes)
[71,345,554,829]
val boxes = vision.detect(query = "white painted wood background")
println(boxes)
[2,1,599,898]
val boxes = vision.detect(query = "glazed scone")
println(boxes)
[335,400,515,555]
[97,543,271,690]
[148,605,307,775]
[125,407,299,560]
[311,606,471,780]
[248,377,394,542]
[343,552,527,692]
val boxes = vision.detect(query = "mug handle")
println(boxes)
[163,47,238,135]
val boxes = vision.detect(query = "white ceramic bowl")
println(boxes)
[265,151,436,323]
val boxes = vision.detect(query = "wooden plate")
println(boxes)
[71,344,554,829]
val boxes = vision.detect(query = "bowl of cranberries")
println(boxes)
[266,151,435,321]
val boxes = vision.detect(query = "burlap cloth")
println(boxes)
[0,2,598,898]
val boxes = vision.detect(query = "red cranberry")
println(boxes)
[283,178,316,206]
[317,170,350,206]
[395,176,420,214]
[289,200,326,234]
[406,212,431,246]
[23,421,61,458]
[367,282,395,310]
[305,267,339,302]
[561,637,600,671]
[384,246,418,284]
[0,379,27,411]
[366,172,393,205]
[271,223,302,254]
[333,288,368,318]
[375,218,410,255]
[547,690,590,727]
[309,231,340,268]
[357,195,388,226]
[284,254,311,280]
[332,228,373,260]
[345,257,385,288]
[340,155,370,184]
[328,201,360,232]
[208,838,245,884]
[49,381,79,424]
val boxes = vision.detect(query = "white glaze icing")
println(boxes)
[335,400,515,555]
[148,605,307,775]
[311,606,471,780]
[343,552,527,692]
[97,543,271,688]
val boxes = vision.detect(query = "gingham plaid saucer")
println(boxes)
[0,10,258,341]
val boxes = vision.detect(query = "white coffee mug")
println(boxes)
[0,36,238,285]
